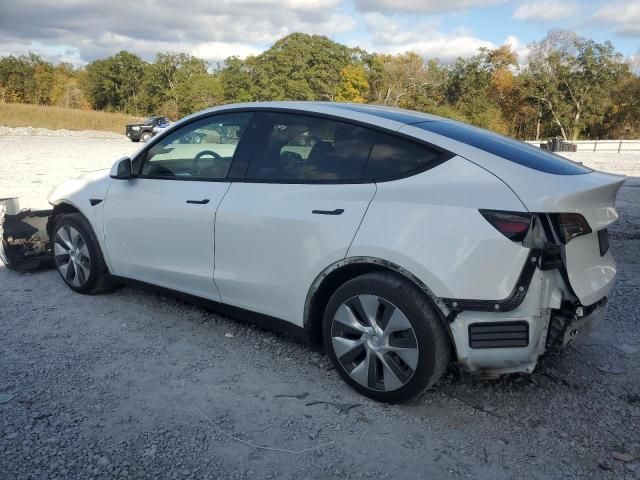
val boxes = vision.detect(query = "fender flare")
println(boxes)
[303,256,451,331]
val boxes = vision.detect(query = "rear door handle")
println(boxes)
[186,199,210,204]
[312,208,344,215]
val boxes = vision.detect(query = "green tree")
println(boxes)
[524,30,626,140]
[142,52,210,117]
[83,51,147,113]
[224,33,355,102]
[220,56,256,103]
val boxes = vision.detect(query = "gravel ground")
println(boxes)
[1,127,639,479]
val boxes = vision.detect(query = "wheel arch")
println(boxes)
[46,201,83,237]
[47,201,111,274]
[304,256,453,348]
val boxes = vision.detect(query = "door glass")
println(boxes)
[140,112,251,180]
[363,132,444,180]
[246,113,374,181]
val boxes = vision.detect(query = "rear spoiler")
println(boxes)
[0,198,53,271]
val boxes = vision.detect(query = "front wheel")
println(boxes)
[140,131,152,142]
[323,272,451,402]
[52,213,113,294]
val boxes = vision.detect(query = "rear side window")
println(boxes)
[246,113,373,181]
[363,133,444,180]
[414,120,592,175]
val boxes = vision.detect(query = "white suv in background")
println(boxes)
[44,102,623,402]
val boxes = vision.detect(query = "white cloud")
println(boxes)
[513,1,577,22]
[504,35,530,63]
[0,0,562,68]
[354,13,495,61]
[191,42,263,63]
[592,2,640,37]
[386,35,495,60]
[353,0,504,14]
[0,0,357,64]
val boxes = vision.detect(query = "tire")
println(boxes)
[323,272,451,403]
[140,131,152,142]
[52,213,115,294]
[131,138,140,143]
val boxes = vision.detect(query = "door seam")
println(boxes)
[345,182,378,258]
[212,182,233,301]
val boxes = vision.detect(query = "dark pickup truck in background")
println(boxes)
[125,116,171,142]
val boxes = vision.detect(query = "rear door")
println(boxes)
[103,112,252,300]
[214,112,377,325]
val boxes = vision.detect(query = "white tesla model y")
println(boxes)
[45,102,623,402]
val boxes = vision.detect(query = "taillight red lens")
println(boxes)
[480,210,532,242]
[552,213,592,243]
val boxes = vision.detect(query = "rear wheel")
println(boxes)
[323,272,451,402]
[52,213,114,294]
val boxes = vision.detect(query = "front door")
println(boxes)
[103,112,252,300]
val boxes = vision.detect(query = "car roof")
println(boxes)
[196,101,441,129]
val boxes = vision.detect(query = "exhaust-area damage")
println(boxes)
[0,198,53,271]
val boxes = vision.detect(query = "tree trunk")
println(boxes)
[571,106,581,141]
[535,110,542,141]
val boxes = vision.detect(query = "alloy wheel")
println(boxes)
[331,294,419,392]
[54,225,91,288]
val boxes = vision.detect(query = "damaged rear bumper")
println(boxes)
[449,265,609,377]
[0,198,53,270]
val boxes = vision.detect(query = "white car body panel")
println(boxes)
[348,155,530,300]
[214,182,376,325]
[102,178,229,301]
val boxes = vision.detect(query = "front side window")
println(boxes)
[140,112,251,180]
[246,113,374,181]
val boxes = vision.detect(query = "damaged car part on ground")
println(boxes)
[0,197,53,271]
[1,102,624,402]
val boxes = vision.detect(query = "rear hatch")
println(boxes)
[469,164,623,306]
[536,172,624,305]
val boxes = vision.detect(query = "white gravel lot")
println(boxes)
[1,127,639,479]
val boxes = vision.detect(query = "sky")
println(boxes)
[0,0,638,66]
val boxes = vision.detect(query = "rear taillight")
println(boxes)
[552,213,592,243]
[480,210,532,242]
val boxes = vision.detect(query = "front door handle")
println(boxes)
[312,208,344,215]
[186,199,210,205]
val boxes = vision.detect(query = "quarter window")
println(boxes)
[246,113,374,181]
[363,132,444,180]
[140,112,251,180]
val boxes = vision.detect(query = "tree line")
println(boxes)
[1,30,638,140]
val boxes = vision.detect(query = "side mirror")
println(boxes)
[110,157,133,179]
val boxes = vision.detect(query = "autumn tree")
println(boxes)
[335,64,368,103]
[0,54,54,104]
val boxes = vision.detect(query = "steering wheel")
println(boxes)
[193,150,222,173]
